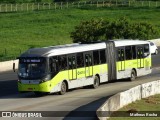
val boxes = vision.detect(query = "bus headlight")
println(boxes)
[40,75,51,83]
[40,80,46,83]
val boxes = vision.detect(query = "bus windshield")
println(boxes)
[18,58,47,79]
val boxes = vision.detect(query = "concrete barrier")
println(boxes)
[0,60,18,72]
[120,85,141,108]
[141,80,160,98]
[97,80,160,120]
[97,93,121,120]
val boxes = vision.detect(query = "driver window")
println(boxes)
[49,56,58,73]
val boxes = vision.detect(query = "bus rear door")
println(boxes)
[137,46,144,68]
[118,48,125,71]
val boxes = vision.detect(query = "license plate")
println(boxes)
[28,88,33,90]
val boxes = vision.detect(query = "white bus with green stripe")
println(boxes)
[17,40,151,95]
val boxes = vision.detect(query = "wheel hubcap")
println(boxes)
[132,73,135,79]
[95,78,98,86]
[62,83,66,92]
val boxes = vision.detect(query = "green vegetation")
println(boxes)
[0,7,160,61]
[71,18,106,43]
[71,18,159,43]
[109,94,160,120]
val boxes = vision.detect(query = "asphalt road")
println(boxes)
[152,47,160,67]
[0,48,160,120]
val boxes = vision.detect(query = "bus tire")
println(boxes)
[59,81,67,95]
[130,70,136,81]
[92,76,100,89]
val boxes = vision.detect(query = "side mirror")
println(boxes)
[13,63,15,72]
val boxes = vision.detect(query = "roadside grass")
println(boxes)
[109,94,160,120]
[0,6,160,61]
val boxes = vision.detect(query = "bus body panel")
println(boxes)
[116,57,151,79]
[18,64,109,93]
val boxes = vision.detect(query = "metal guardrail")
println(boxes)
[0,1,160,13]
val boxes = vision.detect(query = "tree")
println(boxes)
[71,19,107,43]
[71,18,159,43]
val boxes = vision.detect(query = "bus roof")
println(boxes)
[114,40,149,47]
[20,40,149,57]
[20,42,106,57]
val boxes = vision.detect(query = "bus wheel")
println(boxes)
[92,76,100,89]
[59,81,67,95]
[130,70,136,81]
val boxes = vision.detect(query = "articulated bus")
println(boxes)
[16,40,151,95]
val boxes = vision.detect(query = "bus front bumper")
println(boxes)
[18,81,52,93]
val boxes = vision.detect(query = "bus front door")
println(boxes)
[137,46,144,68]
[85,53,93,77]
[68,55,77,80]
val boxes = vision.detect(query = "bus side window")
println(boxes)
[100,49,106,64]
[68,57,72,69]
[85,54,89,67]
[85,53,92,67]
[88,54,92,66]
[49,58,53,72]
[137,48,140,59]
[72,56,76,69]
[121,49,125,61]
[125,46,132,60]
[58,55,67,71]
[132,46,137,59]
[68,56,76,69]
[117,48,125,61]
[77,53,84,68]
[137,47,143,59]
[144,44,149,57]
[117,49,121,61]
[93,50,100,65]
